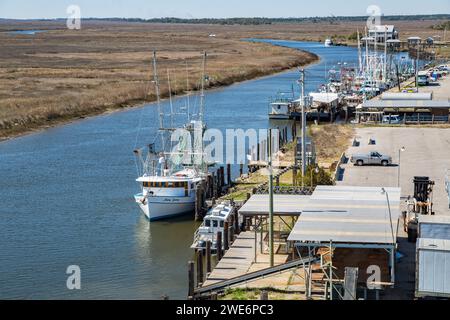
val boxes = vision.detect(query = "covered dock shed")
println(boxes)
[288,186,401,287]
[358,100,450,123]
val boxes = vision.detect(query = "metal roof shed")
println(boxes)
[288,186,401,284]
[416,238,450,298]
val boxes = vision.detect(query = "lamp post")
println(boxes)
[398,147,405,188]
[381,187,396,284]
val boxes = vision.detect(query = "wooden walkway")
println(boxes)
[203,231,260,287]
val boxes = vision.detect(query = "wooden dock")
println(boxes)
[203,231,260,287]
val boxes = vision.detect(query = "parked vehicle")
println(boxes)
[382,115,402,124]
[350,151,393,166]
[418,71,429,86]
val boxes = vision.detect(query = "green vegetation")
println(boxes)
[431,20,450,30]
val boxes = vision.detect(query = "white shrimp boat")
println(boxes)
[134,52,208,221]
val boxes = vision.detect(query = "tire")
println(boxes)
[381,160,389,167]
[357,160,364,166]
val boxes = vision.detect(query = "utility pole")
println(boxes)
[299,69,307,189]
[268,129,274,267]
[384,26,388,83]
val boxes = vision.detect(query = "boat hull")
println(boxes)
[135,194,195,221]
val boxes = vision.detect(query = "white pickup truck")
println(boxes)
[350,151,393,167]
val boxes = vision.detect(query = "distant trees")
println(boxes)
[81,14,450,26]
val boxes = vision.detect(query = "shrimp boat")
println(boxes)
[191,202,236,250]
[134,52,209,221]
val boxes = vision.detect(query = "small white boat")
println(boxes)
[324,38,333,47]
[269,101,291,120]
[191,202,236,250]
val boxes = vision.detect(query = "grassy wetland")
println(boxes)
[0,18,447,139]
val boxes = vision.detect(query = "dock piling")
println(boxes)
[188,261,195,298]
[224,221,229,251]
[217,231,223,260]
[197,249,204,286]
[206,241,212,274]
[227,164,231,186]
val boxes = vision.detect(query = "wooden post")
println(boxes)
[227,163,231,186]
[293,167,297,187]
[207,174,213,199]
[220,166,225,188]
[188,261,195,298]
[240,163,244,177]
[234,210,240,235]
[216,231,223,260]
[224,221,229,251]
[230,216,235,243]
[197,249,204,286]
[260,290,269,300]
[206,241,212,274]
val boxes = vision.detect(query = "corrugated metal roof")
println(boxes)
[288,186,400,245]
[419,216,450,240]
[238,194,311,217]
[381,92,433,101]
[362,100,450,109]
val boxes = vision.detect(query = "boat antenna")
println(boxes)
[152,51,165,151]
[167,69,174,130]
[199,51,207,122]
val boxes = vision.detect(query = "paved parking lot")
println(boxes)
[339,127,450,215]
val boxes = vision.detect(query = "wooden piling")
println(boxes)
[188,261,195,298]
[220,166,225,188]
[226,163,231,186]
[234,209,240,235]
[206,240,212,274]
[197,249,204,286]
[216,231,223,260]
[239,163,244,177]
[293,167,297,187]
[260,290,269,300]
[223,221,229,251]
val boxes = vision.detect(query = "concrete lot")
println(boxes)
[339,127,450,215]
[339,126,450,299]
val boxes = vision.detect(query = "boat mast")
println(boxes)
[152,51,165,151]
[199,52,207,122]
[357,29,362,74]
[185,60,191,122]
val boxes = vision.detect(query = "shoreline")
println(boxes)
[0,48,319,143]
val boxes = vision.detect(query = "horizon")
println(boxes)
[0,0,449,20]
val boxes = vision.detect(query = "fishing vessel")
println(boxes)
[324,38,333,47]
[191,202,236,250]
[134,52,209,221]
[268,91,296,120]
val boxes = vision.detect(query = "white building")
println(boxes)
[368,25,399,43]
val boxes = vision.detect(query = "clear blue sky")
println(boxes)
[0,0,449,19]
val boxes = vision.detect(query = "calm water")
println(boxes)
[7,30,48,35]
[0,40,404,299]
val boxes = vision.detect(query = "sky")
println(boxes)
[0,0,449,19]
